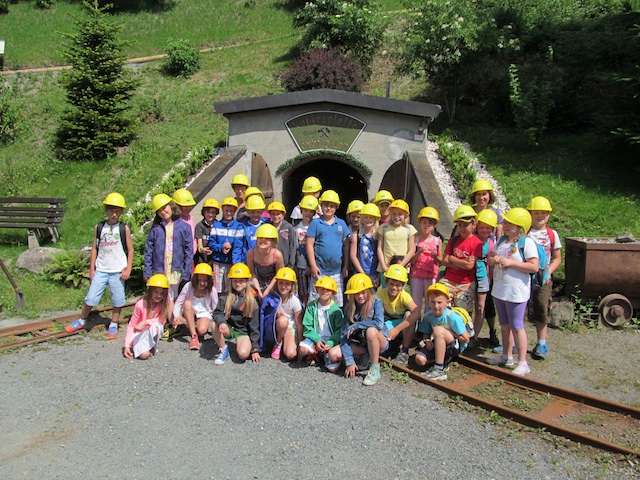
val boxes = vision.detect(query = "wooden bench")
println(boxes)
[0,197,67,249]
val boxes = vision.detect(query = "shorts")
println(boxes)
[309,273,344,307]
[531,281,552,324]
[384,316,404,331]
[440,279,475,313]
[299,338,316,355]
[192,299,213,320]
[476,276,490,294]
[416,339,460,367]
[84,271,126,307]
[296,268,313,296]
[226,325,248,339]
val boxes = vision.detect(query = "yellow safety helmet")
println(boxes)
[172,189,196,207]
[470,179,494,194]
[221,197,239,209]
[389,199,410,215]
[417,206,439,224]
[147,274,170,289]
[384,264,409,284]
[503,208,532,232]
[103,192,126,209]
[373,190,394,205]
[344,273,374,294]
[231,174,250,188]
[453,205,477,222]
[319,190,341,206]
[203,198,220,210]
[151,193,172,213]
[255,223,279,243]
[302,176,322,193]
[228,263,251,279]
[267,201,287,213]
[346,200,364,215]
[245,195,266,211]
[527,196,553,212]
[299,195,319,211]
[359,203,381,219]
[193,263,213,276]
[476,209,498,228]
[274,267,297,283]
[314,276,338,293]
[426,282,450,300]
[244,186,265,200]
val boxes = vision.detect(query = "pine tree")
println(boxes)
[55,0,139,161]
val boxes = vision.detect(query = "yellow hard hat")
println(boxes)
[255,223,279,243]
[453,205,477,222]
[228,263,251,279]
[172,189,195,207]
[221,197,239,209]
[527,196,553,212]
[193,263,213,276]
[147,274,169,289]
[503,208,532,232]
[275,267,297,283]
[360,203,381,219]
[319,190,340,206]
[476,209,498,228]
[346,200,364,215]
[470,179,494,194]
[384,264,408,283]
[299,195,319,211]
[231,174,250,188]
[426,282,450,300]
[389,199,410,215]
[373,190,394,205]
[344,273,374,294]
[267,201,287,213]
[244,186,264,201]
[151,193,172,213]
[203,198,220,210]
[302,176,322,193]
[417,206,439,224]
[314,276,337,293]
[245,195,266,211]
[103,192,126,209]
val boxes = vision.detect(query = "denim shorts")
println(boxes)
[476,276,490,293]
[84,271,126,307]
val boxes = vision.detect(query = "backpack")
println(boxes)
[449,307,475,338]
[497,234,549,287]
[95,221,128,257]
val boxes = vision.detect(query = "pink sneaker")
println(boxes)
[189,335,200,350]
[271,343,282,359]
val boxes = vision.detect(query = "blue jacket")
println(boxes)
[209,218,243,265]
[236,217,267,264]
[144,218,193,281]
[341,296,389,366]
[259,291,281,352]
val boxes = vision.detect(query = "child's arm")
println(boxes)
[89,224,99,281]
[302,304,322,344]
[181,224,194,281]
[248,299,261,362]
[122,225,134,281]
[306,236,321,277]
[349,233,366,274]
[327,307,344,348]
[389,298,420,341]
[124,300,144,357]
[294,307,303,345]
[549,232,562,278]
[143,227,157,280]
[341,235,349,278]
[376,229,387,272]
[263,250,285,297]
[400,233,416,269]
[172,283,189,324]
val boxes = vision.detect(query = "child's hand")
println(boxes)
[202,247,212,255]
[121,268,131,281]
[251,352,261,363]
[425,338,434,351]
[134,321,148,332]
[218,323,230,337]
[123,347,133,359]
[315,340,328,352]
[222,240,231,254]
[310,266,322,278]
[389,327,399,341]
[345,364,358,378]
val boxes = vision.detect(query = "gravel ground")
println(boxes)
[1,322,639,480]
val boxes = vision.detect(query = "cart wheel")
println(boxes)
[598,294,633,328]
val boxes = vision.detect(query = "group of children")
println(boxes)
[67,174,561,383]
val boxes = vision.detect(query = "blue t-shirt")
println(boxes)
[307,216,349,275]
[419,308,468,352]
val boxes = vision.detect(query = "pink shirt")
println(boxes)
[124,298,166,348]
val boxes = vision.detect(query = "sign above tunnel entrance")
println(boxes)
[285,111,365,153]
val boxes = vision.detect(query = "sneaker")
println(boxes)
[107,324,118,339]
[393,351,409,367]
[423,366,447,381]
[325,356,341,372]
[493,344,517,355]
[531,342,548,360]
[189,335,200,350]
[487,355,515,367]
[489,332,500,347]
[65,319,85,333]
[214,346,229,365]
[362,364,381,386]
[271,343,282,359]
[512,362,531,376]
[356,353,370,371]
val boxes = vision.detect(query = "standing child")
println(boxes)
[66,193,133,338]
[339,274,390,386]
[306,190,350,307]
[470,179,503,240]
[123,275,173,360]
[246,223,285,299]
[211,263,261,364]
[415,283,471,380]
[407,206,443,315]
[172,189,197,267]
[194,198,219,265]
[172,263,219,351]
[260,267,303,361]
[346,200,364,234]
[230,173,250,219]
[486,208,539,376]
[289,176,322,225]
[299,277,344,371]
[237,194,267,264]
[268,201,297,270]
[373,190,394,225]
[294,195,319,306]
[350,202,380,286]
[209,197,243,295]
[472,209,499,346]
[376,199,417,287]
[527,196,562,360]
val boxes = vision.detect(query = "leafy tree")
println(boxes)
[281,48,365,92]
[55,0,139,161]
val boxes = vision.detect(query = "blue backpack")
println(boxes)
[497,235,549,287]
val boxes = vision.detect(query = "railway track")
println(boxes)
[381,355,640,458]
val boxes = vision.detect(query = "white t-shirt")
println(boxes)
[491,236,538,303]
[95,222,127,273]
[317,303,332,342]
[529,227,561,258]
[279,295,303,329]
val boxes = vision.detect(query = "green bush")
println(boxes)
[435,136,476,196]
[0,83,19,145]
[35,0,55,9]
[0,0,9,14]
[161,39,201,78]
[46,250,89,289]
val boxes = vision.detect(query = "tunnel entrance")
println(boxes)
[282,156,369,220]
